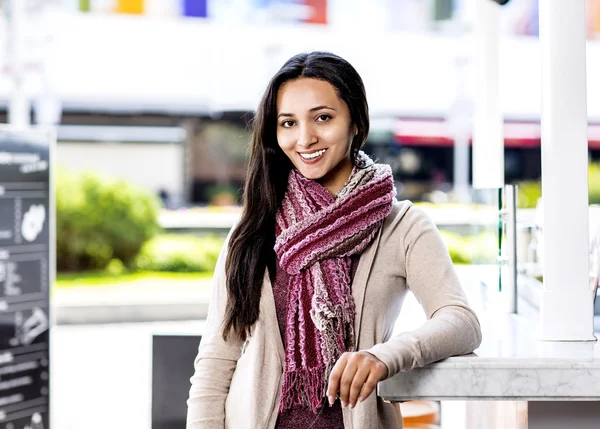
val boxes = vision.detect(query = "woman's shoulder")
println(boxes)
[381,199,437,240]
[389,199,413,219]
[385,199,417,227]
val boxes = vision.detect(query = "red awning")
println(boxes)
[393,119,600,149]
[393,119,453,146]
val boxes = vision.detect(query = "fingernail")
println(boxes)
[350,402,355,409]
[328,395,334,406]
[342,401,348,408]
[358,396,364,403]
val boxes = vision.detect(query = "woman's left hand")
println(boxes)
[326,351,389,409]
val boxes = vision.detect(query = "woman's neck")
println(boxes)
[318,157,354,196]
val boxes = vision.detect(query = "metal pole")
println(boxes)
[453,130,470,202]
[538,0,595,341]
[504,184,518,314]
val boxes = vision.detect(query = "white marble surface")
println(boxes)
[378,266,600,401]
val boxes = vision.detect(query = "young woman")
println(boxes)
[187,51,482,429]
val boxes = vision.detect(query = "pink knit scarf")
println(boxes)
[274,152,396,413]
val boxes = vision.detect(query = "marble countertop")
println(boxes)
[378,266,600,402]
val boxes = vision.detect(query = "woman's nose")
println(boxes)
[297,124,318,147]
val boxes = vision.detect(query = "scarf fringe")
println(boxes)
[279,365,332,414]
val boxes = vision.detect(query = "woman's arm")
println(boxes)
[366,205,483,378]
[187,230,243,429]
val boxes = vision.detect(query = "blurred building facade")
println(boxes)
[3,0,600,204]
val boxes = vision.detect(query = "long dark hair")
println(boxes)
[222,51,370,341]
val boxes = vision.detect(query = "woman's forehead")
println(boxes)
[277,78,343,113]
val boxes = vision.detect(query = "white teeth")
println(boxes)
[300,149,326,159]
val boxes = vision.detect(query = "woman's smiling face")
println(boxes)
[276,77,356,195]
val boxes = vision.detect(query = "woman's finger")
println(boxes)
[358,370,381,403]
[338,357,358,406]
[348,364,370,408]
[327,353,348,405]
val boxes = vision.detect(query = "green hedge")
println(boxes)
[440,230,497,265]
[517,161,600,208]
[57,168,161,271]
[589,162,600,205]
[135,234,224,272]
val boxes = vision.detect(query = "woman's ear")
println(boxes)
[353,125,358,136]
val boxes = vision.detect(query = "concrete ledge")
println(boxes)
[54,302,209,325]
[52,279,213,325]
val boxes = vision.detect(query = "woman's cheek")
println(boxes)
[277,136,292,152]
[323,127,347,145]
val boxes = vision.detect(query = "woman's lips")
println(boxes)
[298,149,327,164]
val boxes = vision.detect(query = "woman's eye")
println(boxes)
[281,120,295,128]
[316,114,331,122]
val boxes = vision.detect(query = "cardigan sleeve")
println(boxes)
[366,205,482,378]
[187,228,244,429]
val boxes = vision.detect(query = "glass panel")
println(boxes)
[429,187,504,315]
[590,205,600,316]
[517,201,600,317]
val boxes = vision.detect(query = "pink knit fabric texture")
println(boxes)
[274,152,396,414]
[273,257,351,428]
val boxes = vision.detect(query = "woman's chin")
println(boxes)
[295,166,326,181]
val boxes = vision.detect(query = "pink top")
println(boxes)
[272,257,360,429]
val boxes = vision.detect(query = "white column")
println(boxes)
[448,55,472,203]
[538,0,596,341]
[7,0,30,128]
[472,0,503,190]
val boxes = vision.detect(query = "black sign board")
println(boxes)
[152,334,201,429]
[0,129,52,429]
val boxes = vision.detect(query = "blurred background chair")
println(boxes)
[400,400,441,426]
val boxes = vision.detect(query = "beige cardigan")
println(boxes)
[187,200,482,429]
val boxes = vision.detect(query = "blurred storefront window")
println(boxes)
[509,0,600,39]
[183,0,208,18]
[590,0,600,37]
[79,0,91,12]
[55,0,471,30]
[116,0,144,14]
[303,0,327,24]
[433,0,454,21]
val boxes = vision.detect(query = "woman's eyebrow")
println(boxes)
[310,105,336,112]
[278,105,336,118]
